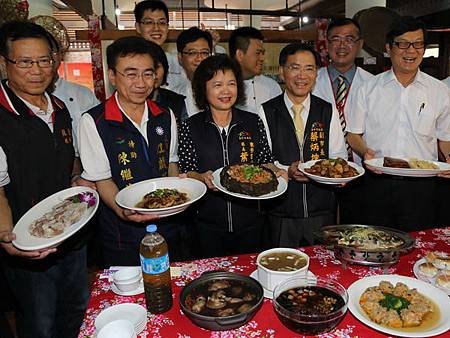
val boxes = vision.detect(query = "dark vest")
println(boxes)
[87,95,172,258]
[0,80,74,224]
[154,87,188,124]
[263,94,335,218]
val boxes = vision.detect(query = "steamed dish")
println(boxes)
[220,164,278,196]
[335,226,404,250]
[135,188,188,209]
[360,281,434,328]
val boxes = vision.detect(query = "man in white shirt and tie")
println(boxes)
[347,16,450,230]
[313,18,374,224]
[230,27,282,114]
[259,43,347,247]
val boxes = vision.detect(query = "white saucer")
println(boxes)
[249,269,316,299]
[111,281,144,296]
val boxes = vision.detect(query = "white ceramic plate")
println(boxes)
[12,187,99,251]
[347,274,450,337]
[298,159,365,185]
[413,258,450,296]
[249,269,316,299]
[364,158,450,177]
[115,177,206,217]
[211,167,288,200]
[111,281,144,296]
[95,303,147,334]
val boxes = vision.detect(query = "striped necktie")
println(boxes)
[292,103,304,144]
[336,75,353,161]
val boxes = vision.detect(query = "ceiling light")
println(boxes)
[302,16,309,23]
[115,6,121,16]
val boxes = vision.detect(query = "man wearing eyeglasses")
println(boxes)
[78,36,179,266]
[313,18,374,225]
[346,16,450,230]
[167,27,212,117]
[259,43,347,247]
[0,21,88,338]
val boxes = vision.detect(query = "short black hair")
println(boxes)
[0,20,53,57]
[106,36,156,70]
[386,16,427,45]
[147,40,168,84]
[192,54,245,110]
[176,27,212,53]
[327,18,361,38]
[134,0,169,23]
[279,43,321,67]
[229,26,264,58]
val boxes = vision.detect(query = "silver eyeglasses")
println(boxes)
[181,50,211,58]
[3,56,54,68]
[328,36,361,46]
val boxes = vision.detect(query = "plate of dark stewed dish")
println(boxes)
[298,158,365,185]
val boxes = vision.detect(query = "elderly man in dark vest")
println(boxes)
[0,21,88,338]
[259,43,347,247]
[78,36,180,266]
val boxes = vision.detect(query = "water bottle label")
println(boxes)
[140,253,170,275]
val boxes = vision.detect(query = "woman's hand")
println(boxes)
[275,169,288,182]
[187,171,218,190]
[120,209,160,223]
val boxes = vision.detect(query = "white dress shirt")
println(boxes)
[53,78,99,155]
[0,89,54,187]
[166,67,199,118]
[78,92,178,181]
[258,92,348,169]
[346,69,450,160]
[237,75,282,114]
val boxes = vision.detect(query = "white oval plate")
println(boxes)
[364,158,450,177]
[347,274,450,337]
[413,258,450,296]
[249,269,316,299]
[95,303,147,334]
[298,159,365,185]
[115,177,206,217]
[211,167,288,200]
[12,186,99,251]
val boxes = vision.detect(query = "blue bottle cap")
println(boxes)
[146,224,157,232]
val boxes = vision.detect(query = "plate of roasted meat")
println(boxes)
[364,157,450,177]
[212,164,287,200]
[12,186,99,251]
[298,158,365,185]
[115,177,207,217]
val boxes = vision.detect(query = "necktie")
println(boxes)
[336,75,353,161]
[292,103,304,144]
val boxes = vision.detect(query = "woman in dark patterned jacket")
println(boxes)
[178,54,286,258]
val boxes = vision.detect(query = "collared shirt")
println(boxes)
[78,92,178,181]
[237,75,282,114]
[166,67,200,118]
[258,92,347,169]
[346,69,450,160]
[327,64,357,95]
[53,78,99,155]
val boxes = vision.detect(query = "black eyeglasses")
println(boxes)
[115,69,156,81]
[139,19,168,27]
[181,50,210,58]
[2,55,54,68]
[392,40,426,49]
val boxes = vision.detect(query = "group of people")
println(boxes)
[0,0,449,337]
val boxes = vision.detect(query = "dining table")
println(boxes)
[79,226,450,338]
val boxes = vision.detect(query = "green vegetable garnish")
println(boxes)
[379,293,410,313]
[243,165,262,180]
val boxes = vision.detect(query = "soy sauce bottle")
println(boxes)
[140,224,172,313]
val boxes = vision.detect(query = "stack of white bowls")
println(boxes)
[113,267,143,293]
[95,303,148,335]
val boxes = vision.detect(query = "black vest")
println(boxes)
[155,87,188,124]
[263,94,335,218]
[0,80,74,223]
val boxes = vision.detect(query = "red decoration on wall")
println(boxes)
[315,18,329,67]
[88,15,106,102]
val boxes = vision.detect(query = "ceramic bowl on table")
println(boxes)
[273,276,348,335]
[113,267,142,292]
[97,319,136,338]
[256,248,309,292]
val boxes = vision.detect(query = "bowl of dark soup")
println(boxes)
[273,276,348,335]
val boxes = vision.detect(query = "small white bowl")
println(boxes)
[113,267,142,292]
[256,248,309,292]
[97,319,136,338]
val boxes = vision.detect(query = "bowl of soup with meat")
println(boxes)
[257,248,309,292]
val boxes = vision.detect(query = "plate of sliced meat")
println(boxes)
[364,157,450,177]
[12,186,99,251]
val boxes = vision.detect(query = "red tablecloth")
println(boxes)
[79,227,450,338]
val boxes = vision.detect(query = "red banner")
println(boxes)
[88,15,106,102]
[315,18,329,67]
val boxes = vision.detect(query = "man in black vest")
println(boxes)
[0,21,88,338]
[259,43,347,247]
[78,36,180,266]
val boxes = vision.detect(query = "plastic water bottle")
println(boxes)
[140,224,172,313]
